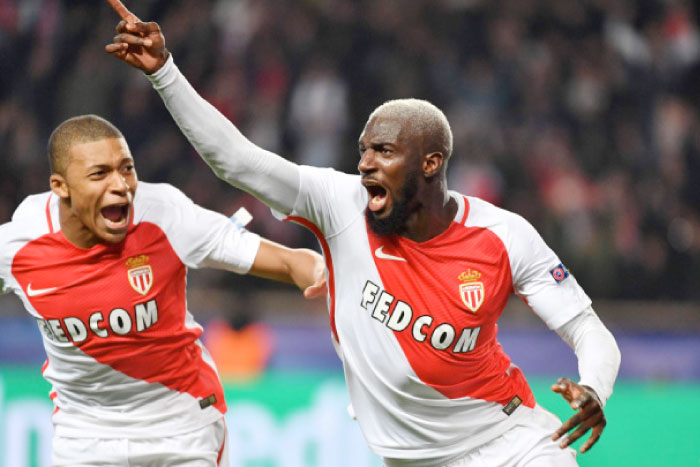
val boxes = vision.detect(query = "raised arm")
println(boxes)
[104,1,301,214]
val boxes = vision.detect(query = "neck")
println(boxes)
[402,189,456,242]
[58,198,99,249]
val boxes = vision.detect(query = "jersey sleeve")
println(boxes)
[147,56,301,216]
[507,213,592,330]
[137,183,261,274]
[1,194,53,296]
[279,165,366,238]
[0,224,9,294]
[12,193,45,221]
[0,221,28,295]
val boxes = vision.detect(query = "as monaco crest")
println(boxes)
[458,269,484,313]
[126,255,153,296]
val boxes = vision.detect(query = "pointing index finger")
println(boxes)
[106,0,140,22]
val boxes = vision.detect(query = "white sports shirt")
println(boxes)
[0,182,260,438]
[283,172,592,463]
[148,56,617,465]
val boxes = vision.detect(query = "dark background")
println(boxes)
[1,0,699,305]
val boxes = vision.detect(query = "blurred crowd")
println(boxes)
[1,0,699,300]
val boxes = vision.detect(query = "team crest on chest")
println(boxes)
[126,254,153,296]
[458,269,484,313]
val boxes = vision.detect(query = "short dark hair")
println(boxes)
[47,115,124,175]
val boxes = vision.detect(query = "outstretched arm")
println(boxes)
[250,240,327,299]
[551,307,621,453]
[104,0,301,214]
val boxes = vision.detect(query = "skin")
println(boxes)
[103,0,607,451]
[551,377,607,453]
[358,115,456,242]
[50,133,326,296]
[50,137,137,249]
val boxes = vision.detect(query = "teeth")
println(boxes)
[369,194,387,212]
[103,217,127,228]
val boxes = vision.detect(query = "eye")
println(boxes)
[374,144,391,155]
[90,170,106,178]
[122,165,135,174]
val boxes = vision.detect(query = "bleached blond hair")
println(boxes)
[369,98,453,162]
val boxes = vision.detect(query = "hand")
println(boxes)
[104,0,169,74]
[303,254,328,300]
[551,377,607,453]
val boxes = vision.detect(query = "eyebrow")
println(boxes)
[359,141,396,149]
[85,158,134,171]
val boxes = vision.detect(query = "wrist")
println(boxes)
[581,385,602,406]
[146,48,170,75]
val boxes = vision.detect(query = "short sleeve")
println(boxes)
[0,225,6,293]
[279,166,365,238]
[136,183,261,274]
[0,256,6,294]
[0,222,21,295]
[508,214,592,330]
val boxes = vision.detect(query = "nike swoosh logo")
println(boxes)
[374,246,407,262]
[27,283,59,297]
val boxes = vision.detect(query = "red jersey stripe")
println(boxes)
[12,222,226,414]
[284,215,338,343]
[459,196,470,225]
[216,419,227,465]
[44,193,54,234]
[366,219,535,407]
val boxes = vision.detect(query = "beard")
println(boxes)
[366,171,419,237]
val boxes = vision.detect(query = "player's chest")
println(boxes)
[359,223,514,327]
[12,223,184,321]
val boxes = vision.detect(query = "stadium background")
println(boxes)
[0,0,698,465]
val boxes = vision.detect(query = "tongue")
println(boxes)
[101,206,123,222]
[368,194,387,212]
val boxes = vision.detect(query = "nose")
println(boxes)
[109,172,129,194]
[358,149,375,174]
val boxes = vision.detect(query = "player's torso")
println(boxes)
[4,187,226,437]
[324,192,535,458]
[12,221,189,376]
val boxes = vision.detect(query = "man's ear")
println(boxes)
[422,152,444,178]
[50,173,70,199]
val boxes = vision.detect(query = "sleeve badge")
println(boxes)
[549,263,570,284]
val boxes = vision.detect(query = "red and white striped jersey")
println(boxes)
[283,166,592,463]
[0,182,260,438]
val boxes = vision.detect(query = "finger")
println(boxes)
[303,284,327,299]
[304,277,328,298]
[559,411,603,449]
[552,411,584,440]
[105,47,139,67]
[116,19,128,34]
[124,21,161,35]
[303,287,320,299]
[556,376,572,386]
[559,420,591,447]
[113,34,152,48]
[106,0,140,22]
[551,377,572,394]
[105,42,129,53]
[579,424,604,453]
